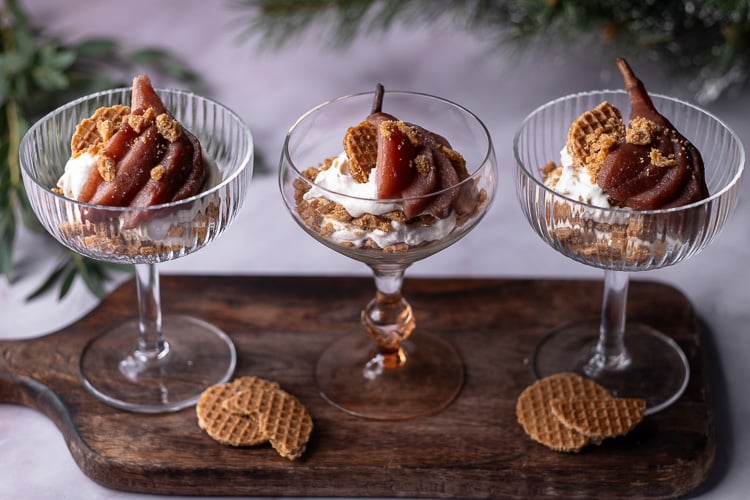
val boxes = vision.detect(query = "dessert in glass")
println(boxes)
[279,85,497,420]
[20,76,254,413]
[514,59,744,414]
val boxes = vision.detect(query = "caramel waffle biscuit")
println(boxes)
[255,389,313,460]
[566,101,625,181]
[222,376,280,413]
[225,385,313,461]
[550,397,646,440]
[343,120,378,183]
[221,376,279,419]
[195,383,266,447]
[516,372,611,452]
[70,105,131,157]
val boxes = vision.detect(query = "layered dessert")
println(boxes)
[57,75,207,207]
[541,58,709,266]
[294,85,488,253]
[543,58,709,210]
[54,76,219,260]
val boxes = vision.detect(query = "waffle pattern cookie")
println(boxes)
[197,376,313,460]
[70,104,131,158]
[222,376,277,413]
[343,120,378,183]
[230,388,313,460]
[195,383,267,447]
[226,375,280,405]
[516,373,611,452]
[566,101,625,182]
[516,373,646,453]
[550,397,646,439]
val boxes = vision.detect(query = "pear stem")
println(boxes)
[616,57,662,124]
[371,83,384,114]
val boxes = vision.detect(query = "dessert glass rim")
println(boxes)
[281,89,494,203]
[513,89,745,215]
[20,86,254,213]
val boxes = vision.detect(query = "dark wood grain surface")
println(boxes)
[0,276,714,498]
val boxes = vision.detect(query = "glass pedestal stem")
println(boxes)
[531,268,689,413]
[134,263,168,359]
[362,265,415,370]
[80,262,237,412]
[315,263,463,419]
[586,270,631,376]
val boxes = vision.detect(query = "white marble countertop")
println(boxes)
[1,1,748,498]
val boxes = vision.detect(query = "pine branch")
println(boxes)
[1,0,200,300]
[231,0,455,49]
[233,0,750,101]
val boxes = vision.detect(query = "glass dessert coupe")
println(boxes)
[20,87,253,413]
[514,90,744,414]
[279,91,497,420]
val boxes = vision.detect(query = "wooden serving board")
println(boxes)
[0,276,714,498]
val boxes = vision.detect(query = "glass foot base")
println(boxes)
[532,319,689,415]
[79,315,236,413]
[316,333,464,420]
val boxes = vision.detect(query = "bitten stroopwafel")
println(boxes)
[227,387,313,460]
[197,375,313,460]
[516,372,612,452]
[550,397,646,439]
[566,101,625,182]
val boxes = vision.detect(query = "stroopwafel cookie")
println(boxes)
[343,120,378,183]
[550,397,646,440]
[223,375,280,410]
[197,375,313,460]
[566,101,625,182]
[516,372,612,452]
[224,384,313,461]
[195,383,267,447]
[70,104,131,157]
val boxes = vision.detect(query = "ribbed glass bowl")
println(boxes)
[515,90,744,272]
[20,87,253,413]
[514,90,744,414]
[21,87,253,264]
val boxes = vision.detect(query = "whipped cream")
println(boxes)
[56,150,223,248]
[303,152,458,248]
[546,147,612,208]
[57,152,97,199]
[304,152,400,217]
[57,151,221,202]
[323,212,457,249]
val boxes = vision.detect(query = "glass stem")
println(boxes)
[586,269,631,375]
[361,265,415,370]
[134,263,168,360]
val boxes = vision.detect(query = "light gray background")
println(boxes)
[2,1,748,498]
